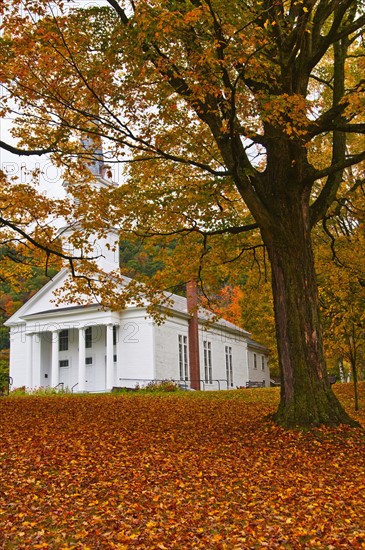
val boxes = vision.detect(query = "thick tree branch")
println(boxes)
[0,140,56,157]
[310,151,365,226]
[310,1,360,70]
[310,151,365,183]
[134,221,259,239]
[106,0,129,24]
[329,123,365,134]
[319,36,348,222]
[0,216,96,263]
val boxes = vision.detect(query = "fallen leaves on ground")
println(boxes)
[0,384,365,549]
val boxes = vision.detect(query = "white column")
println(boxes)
[51,331,59,387]
[78,327,86,392]
[25,333,33,390]
[106,324,114,391]
[246,344,250,385]
[117,324,123,386]
[32,334,41,388]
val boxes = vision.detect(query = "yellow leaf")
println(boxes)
[146,521,156,528]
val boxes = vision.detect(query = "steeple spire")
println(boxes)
[80,134,104,178]
[63,132,117,193]
[60,134,120,272]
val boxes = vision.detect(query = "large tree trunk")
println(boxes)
[260,197,355,427]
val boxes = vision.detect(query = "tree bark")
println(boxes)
[260,195,356,427]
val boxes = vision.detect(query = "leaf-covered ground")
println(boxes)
[0,385,365,549]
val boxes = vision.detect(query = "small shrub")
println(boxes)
[8,385,71,397]
[9,386,27,396]
[29,386,71,396]
[0,359,10,394]
[142,380,180,392]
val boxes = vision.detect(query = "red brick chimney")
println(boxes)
[186,280,201,390]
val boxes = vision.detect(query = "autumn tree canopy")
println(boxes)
[0,0,364,426]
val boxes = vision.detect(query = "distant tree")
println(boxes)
[215,273,278,378]
[120,239,165,279]
[318,199,365,410]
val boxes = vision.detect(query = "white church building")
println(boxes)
[5,271,270,393]
[5,150,270,393]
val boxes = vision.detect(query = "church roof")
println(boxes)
[9,269,251,338]
[166,293,250,336]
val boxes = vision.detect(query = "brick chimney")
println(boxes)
[186,280,201,390]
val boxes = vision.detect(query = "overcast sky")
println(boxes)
[0,0,114,198]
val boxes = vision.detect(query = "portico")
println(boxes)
[21,308,120,392]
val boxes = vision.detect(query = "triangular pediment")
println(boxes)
[4,268,91,326]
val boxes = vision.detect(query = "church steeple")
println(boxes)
[81,134,104,178]
[62,134,117,193]
[60,136,120,272]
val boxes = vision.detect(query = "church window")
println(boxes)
[204,341,213,384]
[59,330,69,352]
[85,327,92,348]
[225,346,233,387]
[178,335,188,381]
